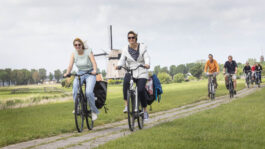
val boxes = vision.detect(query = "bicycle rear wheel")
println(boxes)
[75,94,84,132]
[137,100,144,129]
[127,90,135,131]
[85,100,94,130]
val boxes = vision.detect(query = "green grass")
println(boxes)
[0,84,72,108]
[97,87,265,149]
[0,80,245,147]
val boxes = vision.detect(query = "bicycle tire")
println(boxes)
[75,94,84,132]
[127,90,135,131]
[137,100,144,129]
[85,100,94,130]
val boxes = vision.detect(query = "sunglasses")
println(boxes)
[74,44,81,47]
[128,36,135,40]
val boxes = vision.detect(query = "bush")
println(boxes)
[188,75,196,81]
[173,73,184,83]
[108,79,122,85]
[158,72,172,84]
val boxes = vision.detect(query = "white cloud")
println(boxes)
[0,0,265,73]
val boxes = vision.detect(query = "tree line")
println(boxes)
[0,68,107,86]
[0,68,65,86]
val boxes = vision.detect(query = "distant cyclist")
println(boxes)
[64,38,99,121]
[223,55,238,94]
[204,54,219,97]
[251,63,257,82]
[256,63,263,83]
[243,62,251,84]
[115,30,150,121]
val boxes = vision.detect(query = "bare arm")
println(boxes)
[89,52,97,75]
[64,53,74,76]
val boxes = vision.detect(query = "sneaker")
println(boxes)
[144,112,149,121]
[92,113,97,121]
[123,106,128,113]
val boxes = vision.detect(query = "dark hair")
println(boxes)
[208,54,213,57]
[127,30,138,41]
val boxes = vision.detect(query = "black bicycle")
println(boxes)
[118,65,145,131]
[245,71,252,88]
[256,71,261,88]
[64,72,94,132]
[227,74,234,98]
[207,73,216,100]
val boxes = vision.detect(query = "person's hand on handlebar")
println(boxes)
[144,64,150,69]
[91,70,97,75]
[63,73,69,77]
[115,66,122,70]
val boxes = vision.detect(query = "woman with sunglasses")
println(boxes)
[116,31,151,121]
[64,38,99,121]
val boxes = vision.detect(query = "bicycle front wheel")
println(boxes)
[75,94,84,132]
[137,100,144,129]
[85,101,94,130]
[127,90,135,131]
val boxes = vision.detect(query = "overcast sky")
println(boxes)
[1,0,265,73]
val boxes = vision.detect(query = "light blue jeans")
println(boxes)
[73,71,99,114]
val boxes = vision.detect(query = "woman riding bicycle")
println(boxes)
[116,31,150,121]
[64,38,99,121]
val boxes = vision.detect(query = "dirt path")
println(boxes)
[3,86,263,149]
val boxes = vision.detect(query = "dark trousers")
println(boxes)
[123,73,147,108]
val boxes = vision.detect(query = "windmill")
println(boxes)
[94,25,125,80]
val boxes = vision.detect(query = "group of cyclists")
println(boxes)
[64,30,151,122]
[204,54,263,98]
[243,62,263,85]
[64,30,263,125]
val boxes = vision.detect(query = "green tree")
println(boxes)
[176,64,188,74]
[54,69,62,83]
[5,68,12,86]
[39,68,47,83]
[173,73,185,83]
[169,65,177,78]
[0,69,8,86]
[161,66,169,73]
[49,72,53,81]
[157,72,171,84]
[154,65,161,75]
[190,63,203,79]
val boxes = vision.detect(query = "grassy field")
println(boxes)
[0,80,246,147]
[0,84,72,108]
[97,87,265,149]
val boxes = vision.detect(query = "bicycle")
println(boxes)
[64,72,95,132]
[207,73,216,100]
[227,74,234,98]
[118,65,146,131]
[245,71,252,88]
[256,71,261,88]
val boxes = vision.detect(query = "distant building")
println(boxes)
[106,49,125,79]
[260,55,264,63]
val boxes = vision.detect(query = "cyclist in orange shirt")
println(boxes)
[204,54,220,97]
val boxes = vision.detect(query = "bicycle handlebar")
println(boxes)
[117,64,146,72]
[63,72,98,78]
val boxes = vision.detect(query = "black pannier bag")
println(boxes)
[93,81,108,113]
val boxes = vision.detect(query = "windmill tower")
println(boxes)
[105,25,125,79]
